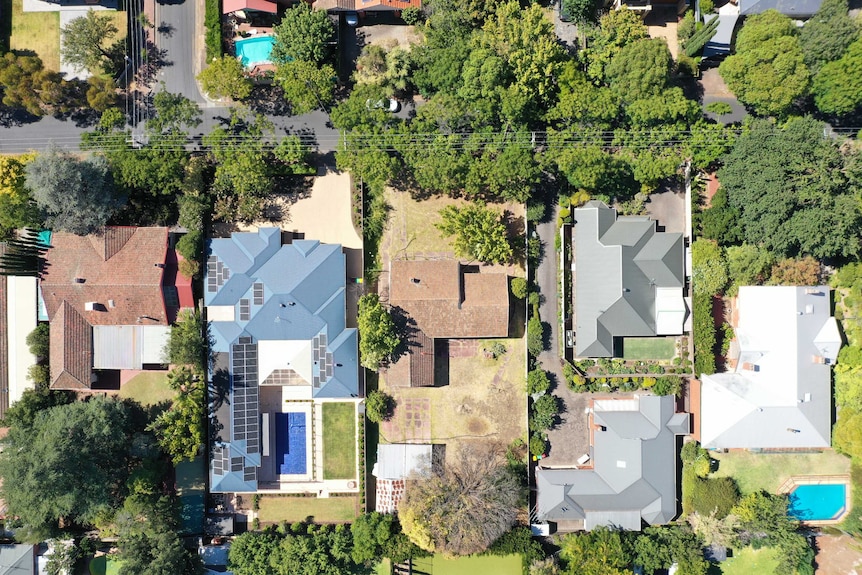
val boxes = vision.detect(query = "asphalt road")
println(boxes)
[535,203,564,386]
[154,0,205,103]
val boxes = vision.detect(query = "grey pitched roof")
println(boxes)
[535,395,689,530]
[740,0,822,16]
[574,202,685,357]
[206,230,358,492]
[0,544,33,575]
[700,286,839,449]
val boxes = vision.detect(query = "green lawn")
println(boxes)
[9,0,60,71]
[622,337,676,360]
[117,371,175,406]
[411,554,522,575]
[258,495,358,524]
[720,547,780,575]
[374,559,391,575]
[88,556,122,575]
[322,402,357,480]
[710,450,851,495]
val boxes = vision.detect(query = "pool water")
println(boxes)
[275,412,307,475]
[788,484,846,521]
[235,35,275,67]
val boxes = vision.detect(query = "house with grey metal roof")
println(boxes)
[206,228,358,492]
[536,396,689,531]
[739,0,822,17]
[574,201,686,358]
[699,286,839,450]
[535,395,689,531]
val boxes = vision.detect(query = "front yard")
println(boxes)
[719,546,781,575]
[322,402,357,480]
[621,337,677,360]
[8,0,60,71]
[411,553,522,575]
[710,450,851,495]
[258,495,358,524]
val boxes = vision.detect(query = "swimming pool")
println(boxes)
[235,35,275,67]
[275,412,307,475]
[788,484,847,521]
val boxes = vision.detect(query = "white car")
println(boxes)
[365,98,400,112]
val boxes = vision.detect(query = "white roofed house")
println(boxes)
[699,286,841,450]
[372,444,435,514]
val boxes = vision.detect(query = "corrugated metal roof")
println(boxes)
[92,325,170,369]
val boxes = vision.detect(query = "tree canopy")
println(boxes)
[357,294,400,370]
[271,3,335,65]
[719,10,810,117]
[60,10,120,75]
[198,55,253,101]
[800,0,859,74]
[24,145,125,235]
[399,445,519,555]
[435,203,513,264]
[812,38,862,116]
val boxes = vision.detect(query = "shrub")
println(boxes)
[365,390,394,423]
[26,323,49,360]
[527,369,551,395]
[205,0,222,60]
[529,433,547,457]
[569,190,591,208]
[483,341,508,360]
[179,258,200,279]
[511,277,528,299]
[526,202,546,222]
[692,477,739,518]
[530,394,559,431]
[706,101,733,115]
[176,230,202,263]
[681,441,711,478]
[678,10,696,45]
[700,0,714,12]
[693,293,716,375]
[653,376,682,397]
[27,364,50,386]
[402,6,423,24]
[528,291,540,306]
[527,314,544,358]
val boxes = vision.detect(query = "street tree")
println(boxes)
[274,60,336,115]
[61,10,119,74]
[812,38,862,116]
[0,53,69,116]
[718,10,809,117]
[25,145,124,235]
[357,294,400,370]
[198,55,253,101]
[606,38,672,102]
[800,0,859,74]
[271,3,335,65]
[147,88,203,135]
[436,203,513,264]
[399,445,519,555]
[0,397,135,541]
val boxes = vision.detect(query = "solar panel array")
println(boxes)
[239,299,250,321]
[212,446,230,476]
[311,333,334,388]
[207,255,230,293]
[232,337,260,455]
[253,282,264,305]
[163,286,179,307]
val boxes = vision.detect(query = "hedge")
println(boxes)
[693,293,716,376]
[205,0,222,61]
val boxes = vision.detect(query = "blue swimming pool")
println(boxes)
[788,484,846,521]
[235,35,275,67]
[275,412,307,475]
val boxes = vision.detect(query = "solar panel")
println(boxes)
[239,299,250,321]
[206,256,231,293]
[163,286,179,307]
[253,282,264,305]
[243,466,257,482]
[231,339,260,454]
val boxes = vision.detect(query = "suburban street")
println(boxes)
[154,0,205,103]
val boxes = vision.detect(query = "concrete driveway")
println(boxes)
[646,189,686,234]
[700,67,748,124]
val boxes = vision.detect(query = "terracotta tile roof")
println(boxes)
[42,227,169,326]
[389,260,509,338]
[49,301,93,390]
[315,0,423,11]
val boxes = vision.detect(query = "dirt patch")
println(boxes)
[815,534,862,575]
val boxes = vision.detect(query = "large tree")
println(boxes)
[24,145,125,235]
[357,294,400,370]
[584,8,648,82]
[605,38,672,102]
[274,60,336,115]
[197,55,253,101]
[148,367,205,464]
[270,3,335,65]
[61,10,120,74]
[812,38,862,116]
[147,88,203,135]
[399,445,519,556]
[715,116,861,260]
[228,532,281,575]
[0,53,69,116]
[800,0,859,74]
[435,203,513,264]
[0,397,135,541]
[719,10,810,117]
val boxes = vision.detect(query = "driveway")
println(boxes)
[700,67,747,124]
[646,189,686,234]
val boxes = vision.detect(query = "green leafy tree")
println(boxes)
[562,0,598,24]
[119,525,203,575]
[350,512,422,565]
[692,477,740,518]
[511,277,528,299]
[0,387,73,429]
[0,397,135,541]
[559,527,631,575]
[271,3,335,65]
[26,323,49,360]
[800,0,860,74]
[552,144,636,198]
[634,526,708,575]
[198,55,253,100]
[812,38,862,116]
[274,60,335,115]
[691,239,728,296]
[527,369,550,394]
[60,10,119,74]
[606,38,672,101]
[530,393,559,431]
[716,117,861,259]
[163,309,207,370]
[725,244,774,295]
[400,445,519,556]
[86,76,117,112]
[364,390,394,423]
[527,313,544,357]
[147,88,202,135]
[546,61,620,129]
[149,367,205,464]
[835,408,862,460]
[436,203,512,264]
[272,524,358,575]
[25,145,125,234]
[718,10,810,117]
[584,9,648,82]
[696,185,742,245]
[228,531,281,575]
[357,294,400,370]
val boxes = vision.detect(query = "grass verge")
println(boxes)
[258,495,358,524]
[322,402,357,479]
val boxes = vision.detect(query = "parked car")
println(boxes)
[365,98,400,112]
[345,12,359,26]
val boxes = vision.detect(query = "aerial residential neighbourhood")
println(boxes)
[3,0,862,572]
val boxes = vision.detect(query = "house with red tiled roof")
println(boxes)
[40,227,194,390]
[386,260,510,387]
[313,0,422,16]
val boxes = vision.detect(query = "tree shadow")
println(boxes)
[387,305,421,364]
[246,85,292,117]
[158,22,175,37]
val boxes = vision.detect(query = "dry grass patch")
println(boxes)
[10,0,60,71]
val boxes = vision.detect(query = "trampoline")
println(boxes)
[275,412,307,475]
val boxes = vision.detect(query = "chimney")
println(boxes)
[108,299,116,308]
[74,277,85,284]
[410,278,420,285]
[741,362,759,371]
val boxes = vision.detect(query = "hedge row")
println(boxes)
[205,0,222,61]
[693,293,716,376]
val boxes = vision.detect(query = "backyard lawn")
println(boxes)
[117,371,175,406]
[711,450,851,495]
[411,554,521,575]
[322,402,357,480]
[258,495,358,524]
[9,0,60,71]
[719,546,780,575]
[622,337,676,360]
